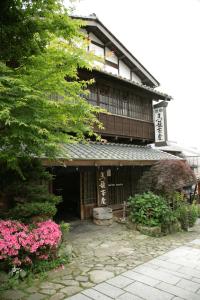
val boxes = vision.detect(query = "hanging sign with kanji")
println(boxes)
[97,170,108,206]
[154,107,165,143]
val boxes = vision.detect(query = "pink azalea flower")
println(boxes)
[12,257,22,266]
[23,256,32,265]
[0,219,62,266]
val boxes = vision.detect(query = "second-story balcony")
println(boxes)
[85,78,155,143]
[96,113,155,142]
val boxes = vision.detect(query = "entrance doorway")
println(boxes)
[52,167,80,221]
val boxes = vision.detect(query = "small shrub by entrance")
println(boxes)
[128,191,199,235]
[128,192,176,235]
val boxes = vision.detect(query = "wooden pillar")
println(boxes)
[80,172,84,220]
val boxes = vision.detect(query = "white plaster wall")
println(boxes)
[131,72,142,84]
[105,47,118,64]
[89,32,104,45]
[88,37,104,69]
[119,60,131,80]
[89,43,104,57]
[93,60,104,69]
[104,64,118,75]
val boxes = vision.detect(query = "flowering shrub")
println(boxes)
[0,220,62,269]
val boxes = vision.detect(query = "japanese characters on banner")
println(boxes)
[97,171,108,206]
[154,107,165,143]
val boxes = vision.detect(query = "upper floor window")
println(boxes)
[86,33,143,85]
[98,85,153,122]
[89,42,104,57]
[87,86,98,106]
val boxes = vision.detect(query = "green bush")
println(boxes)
[59,221,70,242]
[8,197,61,222]
[128,192,176,228]
[196,204,200,218]
[0,159,62,223]
[170,192,186,210]
[60,222,70,234]
[175,205,189,230]
[188,204,198,227]
[176,204,198,230]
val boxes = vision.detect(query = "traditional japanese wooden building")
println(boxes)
[45,14,179,220]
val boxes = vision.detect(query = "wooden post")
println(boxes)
[80,172,84,220]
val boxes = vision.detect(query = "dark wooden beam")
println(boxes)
[105,41,112,47]
[42,158,162,167]
[131,66,138,72]
[118,55,126,60]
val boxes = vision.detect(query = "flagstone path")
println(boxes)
[67,239,200,300]
[2,220,200,300]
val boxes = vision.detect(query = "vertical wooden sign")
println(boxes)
[97,170,108,206]
[153,101,168,146]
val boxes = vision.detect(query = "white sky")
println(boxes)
[65,0,200,149]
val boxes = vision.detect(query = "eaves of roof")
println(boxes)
[42,142,181,167]
[94,69,172,101]
[72,14,160,88]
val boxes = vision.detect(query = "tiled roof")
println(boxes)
[58,142,181,162]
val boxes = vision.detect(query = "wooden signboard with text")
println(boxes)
[97,170,108,206]
[153,101,168,146]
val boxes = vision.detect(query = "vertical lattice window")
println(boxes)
[87,86,98,106]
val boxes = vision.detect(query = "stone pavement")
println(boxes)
[2,221,200,299]
[67,238,200,300]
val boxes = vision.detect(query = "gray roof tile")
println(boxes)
[58,142,181,162]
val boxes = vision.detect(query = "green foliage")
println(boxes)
[9,201,60,221]
[136,224,161,237]
[169,192,186,210]
[0,272,19,292]
[197,204,200,217]
[60,221,70,235]
[188,204,198,227]
[29,256,69,275]
[59,221,70,243]
[176,204,198,230]
[0,255,69,291]
[1,159,61,222]
[0,0,102,171]
[128,192,176,227]
[176,205,189,230]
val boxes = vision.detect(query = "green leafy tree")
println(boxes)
[0,0,102,171]
[0,159,61,222]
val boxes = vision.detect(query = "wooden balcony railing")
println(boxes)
[96,113,155,141]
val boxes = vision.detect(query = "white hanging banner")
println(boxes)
[154,108,165,143]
